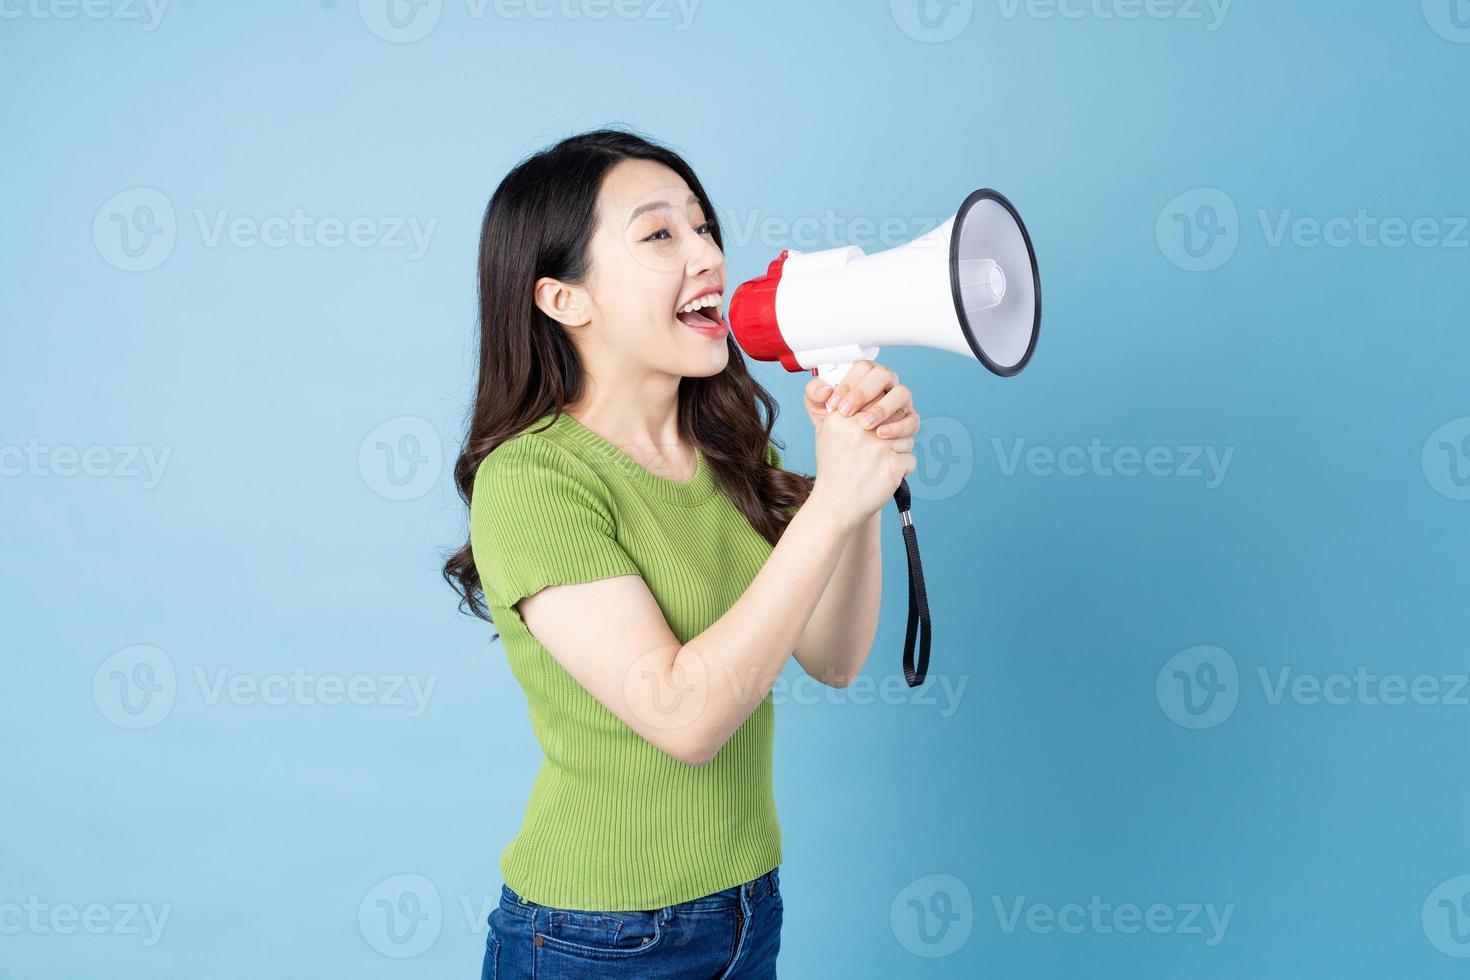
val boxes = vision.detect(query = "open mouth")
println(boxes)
[675,291,725,331]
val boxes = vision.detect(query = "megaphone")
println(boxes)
[728,188,1041,690]
[728,188,1040,386]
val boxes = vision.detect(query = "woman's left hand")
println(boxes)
[803,359,919,444]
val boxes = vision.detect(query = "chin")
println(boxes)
[674,343,730,379]
[689,349,730,378]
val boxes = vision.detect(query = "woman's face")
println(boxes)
[561,158,731,379]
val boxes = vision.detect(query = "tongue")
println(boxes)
[677,308,722,329]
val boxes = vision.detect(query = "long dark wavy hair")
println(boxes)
[444,127,814,624]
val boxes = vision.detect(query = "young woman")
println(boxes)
[444,128,920,979]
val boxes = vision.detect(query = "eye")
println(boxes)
[641,221,713,243]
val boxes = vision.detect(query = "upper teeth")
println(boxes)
[679,293,721,314]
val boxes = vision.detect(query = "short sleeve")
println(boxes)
[470,435,641,611]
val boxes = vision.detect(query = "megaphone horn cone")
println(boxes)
[949,188,1041,378]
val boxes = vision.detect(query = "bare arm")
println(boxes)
[791,508,882,688]
[516,491,857,767]
[784,361,917,688]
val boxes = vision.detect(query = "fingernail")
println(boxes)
[839,397,855,415]
[858,413,875,428]
[825,397,837,412]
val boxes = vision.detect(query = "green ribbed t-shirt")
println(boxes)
[469,409,785,911]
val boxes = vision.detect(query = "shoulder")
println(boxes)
[475,425,577,486]
[471,428,615,521]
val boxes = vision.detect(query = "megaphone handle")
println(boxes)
[810,367,932,684]
[814,363,854,387]
[894,478,933,688]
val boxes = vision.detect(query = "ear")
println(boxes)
[533,276,592,328]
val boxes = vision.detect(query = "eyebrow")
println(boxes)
[626,193,699,227]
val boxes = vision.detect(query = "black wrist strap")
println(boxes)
[893,478,932,688]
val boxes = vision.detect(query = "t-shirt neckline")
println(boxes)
[544,410,719,505]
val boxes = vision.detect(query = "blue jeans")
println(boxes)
[481,866,782,979]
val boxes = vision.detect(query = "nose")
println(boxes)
[685,223,723,279]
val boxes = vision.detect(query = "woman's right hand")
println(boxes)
[807,407,917,530]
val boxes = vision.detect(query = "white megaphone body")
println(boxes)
[727,188,1041,386]
[727,188,1040,691]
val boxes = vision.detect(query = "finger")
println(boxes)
[805,375,833,409]
[885,435,915,454]
[825,360,876,413]
[835,362,895,417]
[875,410,919,439]
[854,384,911,430]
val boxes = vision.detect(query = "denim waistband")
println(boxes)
[500,866,779,917]
[673,866,779,911]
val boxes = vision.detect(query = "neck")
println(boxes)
[565,371,687,463]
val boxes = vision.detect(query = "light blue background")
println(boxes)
[3,1,1468,977]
